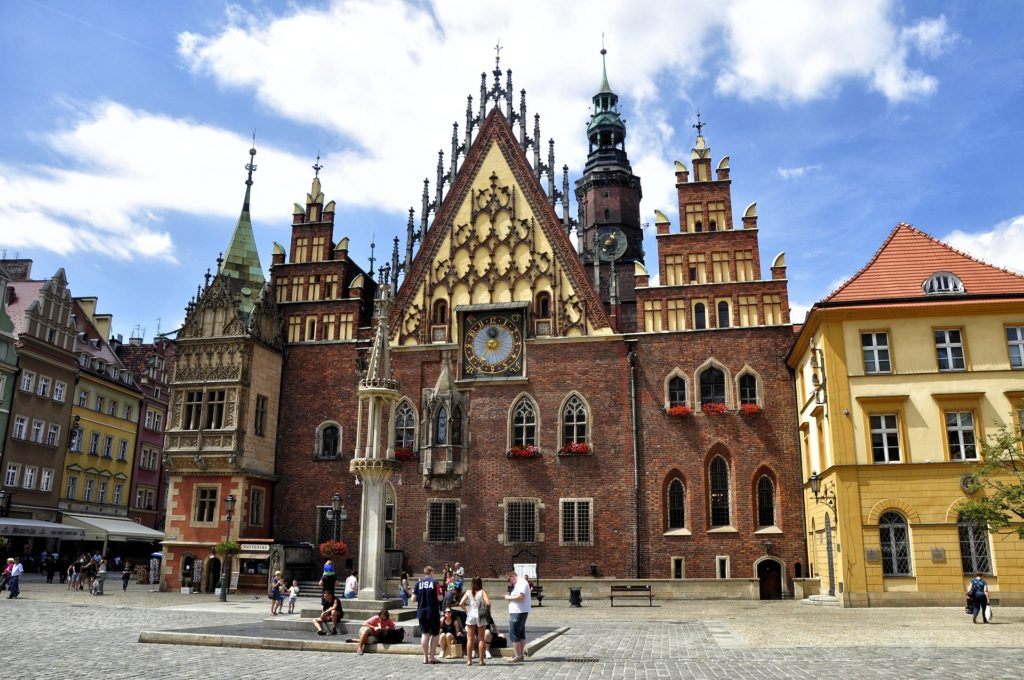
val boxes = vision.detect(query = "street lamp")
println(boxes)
[327,493,346,541]
[218,493,236,603]
[0,489,12,517]
[808,472,838,597]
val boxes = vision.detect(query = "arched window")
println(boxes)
[694,303,707,330]
[739,374,758,404]
[432,299,448,324]
[700,367,726,405]
[709,456,730,527]
[394,401,416,450]
[451,405,463,446]
[958,513,991,574]
[757,475,775,527]
[561,395,588,445]
[667,478,685,529]
[668,376,687,407]
[511,397,537,447]
[435,407,448,446]
[879,511,912,576]
[717,301,730,328]
[535,292,551,319]
[923,272,964,295]
[316,423,340,458]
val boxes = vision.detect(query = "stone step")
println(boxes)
[802,595,840,606]
[299,598,411,620]
[263,615,422,635]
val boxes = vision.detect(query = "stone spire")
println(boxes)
[219,144,266,317]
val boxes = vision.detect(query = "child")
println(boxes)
[270,572,284,615]
[288,579,300,614]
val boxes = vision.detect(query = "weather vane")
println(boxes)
[494,39,502,70]
[693,110,705,137]
[312,150,323,178]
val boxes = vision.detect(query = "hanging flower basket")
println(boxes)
[667,405,693,416]
[701,402,728,415]
[560,441,592,456]
[394,447,415,461]
[507,445,540,459]
[319,540,349,558]
[214,540,240,556]
[740,403,763,415]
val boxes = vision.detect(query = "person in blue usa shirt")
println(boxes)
[416,565,442,663]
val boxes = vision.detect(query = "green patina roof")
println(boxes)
[220,181,266,316]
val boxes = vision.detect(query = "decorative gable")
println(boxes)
[392,110,609,345]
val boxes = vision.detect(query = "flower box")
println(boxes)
[559,441,592,456]
[507,445,540,459]
[319,540,349,558]
[740,403,763,415]
[667,405,693,416]
[394,447,415,461]
[701,402,728,415]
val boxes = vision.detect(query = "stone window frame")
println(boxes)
[695,358,732,411]
[559,497,594,546]
[192,485,219,526]
[424,498,462,545]
[664,474,689,535]
[755,473,776,529]
[507,393,540,450]
[706,449,735,532]
[735,365,762,405]
[393,398,418,452]
[664,369,689,409]
[19,370,35,393]
[314,420,343,460]
[957,512,992,575]
[499,496,543,546]
[559,392,591,447]
[878,510,913,577]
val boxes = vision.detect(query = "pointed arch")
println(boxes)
[756,474,776,528]
[435,405,449,446]
[315,420,342,459]
[663,469,687,531]
[695,357,731,410]
[559,391,590,446]
[508,392,540,449]
[394,399,418,452]
[735,364,763,405]
[664,368,689,409]
[708,451,732,528]
[384,480,397,550]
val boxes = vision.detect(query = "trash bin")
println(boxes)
[94,573,106,596]
[569,587,582,607]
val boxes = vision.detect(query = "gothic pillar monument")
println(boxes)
[350,281,402,600]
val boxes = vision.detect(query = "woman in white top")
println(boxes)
[459,576,491,666]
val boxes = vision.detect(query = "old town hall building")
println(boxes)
[161,53,802,597]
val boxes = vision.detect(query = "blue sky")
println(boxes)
[1,0,1022,339]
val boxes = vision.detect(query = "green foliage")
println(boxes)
[960,424,1024,540]
[214,540,240,556]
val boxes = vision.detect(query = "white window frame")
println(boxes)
[46,423,60,447]
[40,468,53,492]
[12,415,27,440]
[19,370,35,393]
[559,498,594,546]
[98,480,108,504]
[5,463,19,487]
[78,389,89,407]
[1008,326,1024,369]
[716,555,731,579]
[53,381,67,402]
[66,475,78,499]
[103,435,113,458]
[861,332,892,374]
[870,414,901,463]
[84,478,94,502]
[22,466,38,489]
[946,411,978,461]
[36,375,51,397]
[934,329,966,371]
[30,419,45,444]
[113,483,123,506]
[118,439,128,462]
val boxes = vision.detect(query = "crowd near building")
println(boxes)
[1,52,1022,607]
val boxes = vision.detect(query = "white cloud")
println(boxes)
[789,301,812,324]
[944,215,1024,275]
[778,164,822,180]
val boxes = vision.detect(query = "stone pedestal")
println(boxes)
[350,458,401,601]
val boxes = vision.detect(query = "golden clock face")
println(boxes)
[463,314,524,376]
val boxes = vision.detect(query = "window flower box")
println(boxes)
[701,402,728,415]
[394,447,415,461]
[740,403,763,415]
[559,441,592,456]
[667,405,693,416]
[507,445,540,459]
[319,540,349,558]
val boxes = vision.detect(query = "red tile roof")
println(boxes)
[823,223,1024,303]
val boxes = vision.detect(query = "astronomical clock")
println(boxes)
[459,305,526,379]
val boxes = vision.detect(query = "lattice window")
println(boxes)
[935,329,966,371]
[1007,326,1024,369]
[511,397,537,447]
[700,367,725,405]
[435,407,448,445]
[505,498,538,544]
[870,414,901,463]
[318,423,341,458]
[709,457,730,527]
[879,511,912,576]
[560,498,592,545]
[946,411,977,460]
[667,479,685,529]
[427,500,459,543]
[561,395,588,445]
[668,376,687,407]
[861,332,892,374]
[757,476,775,527]
[204,390,226,429]
[738,374,758,405]
[958,513,991,574]
[395,401,416,450]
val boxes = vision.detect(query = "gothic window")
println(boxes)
[958,513,991,575]
[667,478,685,529]
[757,475,775,527]
[879,511,912,576]
[717,301,730,328]
[535,292,551,318]
[561,394,588,445]
[511,397,537,447]
[694,303,707,330]
[394,401,416,450]
[432,300,448,325]
[385,482,396,549]
[709,456,730,527]
[435,407,448,446]
[738,374,758,404]
[317,423,341,458]
[450,405,463,446]
[700,367,726,406]
[668,376,687,407]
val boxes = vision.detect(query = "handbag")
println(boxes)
[985,604,993,620]
[964,597,972,615]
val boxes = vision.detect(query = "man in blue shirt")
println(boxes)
[415,565,441,663]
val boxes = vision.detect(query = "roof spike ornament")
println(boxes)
[599,36,612,94]
[312,150,323,178]
[533,113,542,179]
[562,164,571,232]
[216,252,224,271]
[391,236,401,288]
[435,150,445,207]
[204,268,212,289]
[506,69,514,120]
[547,138,557,201]
[420,178,431,235]
[479,72,487,120]
[405,207,416,274]
[519,89,528,149]
[450,122,460,179]
[465,95,475,151]
[368,235,376,278]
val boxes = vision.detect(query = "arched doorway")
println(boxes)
[757,559,783,600]
[207,556,221,593]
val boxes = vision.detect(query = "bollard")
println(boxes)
[569,586,582,607]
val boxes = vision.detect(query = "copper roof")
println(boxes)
[823,223,1024,304]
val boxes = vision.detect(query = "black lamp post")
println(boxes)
[808,472,838,597]
[0,489,12,517]
[218,493,236,603]
[331,493,342,541]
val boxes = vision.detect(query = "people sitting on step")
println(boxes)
[439,607,466,658]
[355,609,396,655]
[314,591,342,636]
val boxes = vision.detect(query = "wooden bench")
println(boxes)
[609,584,653,606]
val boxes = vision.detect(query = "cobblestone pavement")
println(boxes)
[3,576,1024,679]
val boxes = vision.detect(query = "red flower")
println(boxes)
[701,402,728,414]
[394,447,415,460]
[560,441,591,455]
[740,403,763,415]
[667,405,693,416]
[507,445,540,458]
[319,540,348,558]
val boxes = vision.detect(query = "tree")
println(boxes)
[960,424,1024,539]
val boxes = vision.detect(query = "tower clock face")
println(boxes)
[462,313,524,377]
[597,225,628,261]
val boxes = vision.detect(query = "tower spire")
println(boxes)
[599,35,612,94]
[219,142,266,316]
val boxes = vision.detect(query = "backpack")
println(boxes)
[380,627,405,644]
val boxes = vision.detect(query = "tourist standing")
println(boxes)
[415,566,441,664]
[399,571,411,607]
[7,556,24,599]
[288,580,300,614]
[122,561,133,591]
[503,569,531,663]
[460,576,491,666]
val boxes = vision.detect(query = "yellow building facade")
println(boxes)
[789,224,1024,606]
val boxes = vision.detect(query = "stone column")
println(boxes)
[350,458,400,600]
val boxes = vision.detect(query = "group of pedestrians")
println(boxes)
[1,556,24,598]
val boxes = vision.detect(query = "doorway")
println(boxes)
[207,556,221,593]
[757,559,783,600]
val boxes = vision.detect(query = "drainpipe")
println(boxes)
[626,340,640,578]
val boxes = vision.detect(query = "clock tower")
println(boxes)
[575,47,644,332]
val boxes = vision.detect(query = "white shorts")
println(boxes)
[465,615,480,626]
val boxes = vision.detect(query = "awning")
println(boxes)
[237,552,271,560]
[0,517,85,539]
[62,513,165,542]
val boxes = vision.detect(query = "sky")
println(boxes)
[1,0,1022,339]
